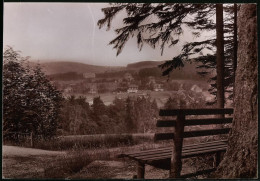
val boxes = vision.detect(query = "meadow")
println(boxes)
[3,133,173,178]
[3,131,220,179]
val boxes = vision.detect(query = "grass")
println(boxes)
[43,140,173,179]
[26,133,158,178]
[25,133,155,151]
[4,138,219,179]
[44,151,94,178]
[4,131,226,179]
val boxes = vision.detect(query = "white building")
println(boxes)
[83,72,95,79]
[191,84,203,93]
[154,83,164,91]
[127,84,138,93]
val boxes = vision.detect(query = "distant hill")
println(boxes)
[29,61,125,75]
[28,60,210,81]
[127,60,209,80]
[127,61,164,69]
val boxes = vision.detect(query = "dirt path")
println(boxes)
[69,160,169,179]
[3,145,65,179]
[3,145,65,157]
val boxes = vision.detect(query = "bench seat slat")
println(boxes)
[124,141,227,158]
[143,146,227,162]
[132,144,227,161]
[119,140,227,158]
[122,141,227,163]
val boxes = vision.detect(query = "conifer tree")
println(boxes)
[98,3,238,106]
[125,96,136,132]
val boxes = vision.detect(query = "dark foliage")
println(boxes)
[3,47,63,141]
[59,95,158,135]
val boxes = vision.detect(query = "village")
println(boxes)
[51,72,164,94]
[48,70,213,107]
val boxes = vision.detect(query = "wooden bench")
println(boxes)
[118,108,233,178]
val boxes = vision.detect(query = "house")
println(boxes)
[88,85,98,94]
[138,93,150,99]
[64,86,73,93]
[127,84,138,93]
[154,83,164,91]
[148,76,156,85]
[89,88,97,94]
[191,84,203,93]
[124,73,134,82]
[83,72,95,79]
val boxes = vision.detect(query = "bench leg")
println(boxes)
[214,152,221,168]
[137,162,145,179]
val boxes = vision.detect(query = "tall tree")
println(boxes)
[232,3,238,98]
[215,4,257,178]
[3,47,29,137]
[216,4,225,109]
[92,96,106,115]
[125,96,136,132]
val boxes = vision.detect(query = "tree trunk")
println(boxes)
[233,3,238,79]
[216,4,225,109]
[233,4,238,98]
[215,4,257,178]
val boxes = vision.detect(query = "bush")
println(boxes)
[3,46,62,141]
[44,151,93,178]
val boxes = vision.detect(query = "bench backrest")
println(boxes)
[155,108,233,177]
[155,108,233,141]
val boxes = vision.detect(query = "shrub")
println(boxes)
[44,151,93,178]
[3,46,62,141]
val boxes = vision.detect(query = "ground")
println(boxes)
[2,146,65,178]
[3,145,204,179]
[3,145,170,179]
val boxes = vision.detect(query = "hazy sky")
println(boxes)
[4,3,203,66]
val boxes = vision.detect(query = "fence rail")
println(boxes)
[3,131,34,147]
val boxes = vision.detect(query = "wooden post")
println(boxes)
[30,132,33,148]
[169,111,185,178]
[137,162,145,178]
[214,152,221,168]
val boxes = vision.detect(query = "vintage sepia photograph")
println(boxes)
[2,2,258,179]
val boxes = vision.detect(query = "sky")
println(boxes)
[3,3,206,66]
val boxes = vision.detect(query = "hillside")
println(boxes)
[30,61,125,75]
[127,60,210,80]
[126,60,163,69]
[28,60,210,81]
